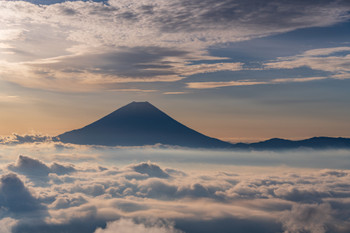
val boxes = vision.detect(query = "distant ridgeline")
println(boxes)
[234,137,350,150]
[57,101,350,150]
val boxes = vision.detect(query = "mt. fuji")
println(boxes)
[58,101,233,148]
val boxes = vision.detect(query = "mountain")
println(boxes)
[234,137,350,150]
[57,101,233,148]
[57,101,350,150]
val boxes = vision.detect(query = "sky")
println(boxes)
[1,0,350,142]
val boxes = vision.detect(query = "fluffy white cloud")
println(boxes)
[0,217,17,233]
[8,155,76,178]
[129,161,170,178]
[280,203,333,233]
[94,218,182,233]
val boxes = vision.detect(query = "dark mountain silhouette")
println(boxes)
[57,101,350,150]
[234,137,350,150]
[58,101,233,148]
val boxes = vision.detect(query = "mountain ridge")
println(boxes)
[58,101,233,148]
[57,101,350,150]
[234,136,350,150]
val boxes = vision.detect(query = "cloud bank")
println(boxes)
[0,148,349,233]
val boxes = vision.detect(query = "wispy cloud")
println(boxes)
[186,76,328,89]
[1,1,349,92]
[163,92,187,95]
[187,46,350,90]
[0,95,21,103]
[265,47,350,75]
[187,80,266,89]
[108,89,157,93]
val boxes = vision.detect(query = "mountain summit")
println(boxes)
[58,101,233,148]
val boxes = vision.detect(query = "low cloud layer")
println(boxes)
[0,134,52,145]
[0,150,349,233]
[1,138,350,169]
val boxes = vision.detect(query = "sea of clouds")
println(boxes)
[0,137,350,233]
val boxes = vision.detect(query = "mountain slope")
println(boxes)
[57,101,350,150]
[235,137,350,150]
[58,101,233,148]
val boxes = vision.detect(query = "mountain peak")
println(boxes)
[104,101,166,121]
[128,101,152,106]
[118,101,157,112]
[58,102,233,148]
